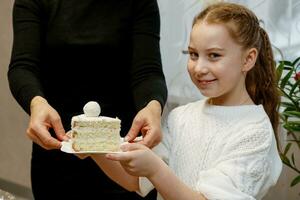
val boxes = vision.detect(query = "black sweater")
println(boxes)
[8,0,167,135]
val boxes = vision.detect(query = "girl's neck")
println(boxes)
[209,94,253,106]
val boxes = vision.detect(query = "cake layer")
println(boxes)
[72,121,120,128]
[72,140,120,152]
[71,113,121,152]
[72,128,120,137]
[72,135,120,151]
[72,129,120,152]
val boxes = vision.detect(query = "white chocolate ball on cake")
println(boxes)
[83,101,101,117]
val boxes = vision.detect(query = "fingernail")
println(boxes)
[124,136,129,141]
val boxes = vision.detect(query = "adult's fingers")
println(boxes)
[125,116,144,142]
[50,115,68,141]
[31,124,61,149]
[138,127,162,148]
[26,128,48,149]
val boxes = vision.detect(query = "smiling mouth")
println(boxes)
[198,79,217,85]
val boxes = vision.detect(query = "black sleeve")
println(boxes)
[130,0,168,112]
[7,0,45,114]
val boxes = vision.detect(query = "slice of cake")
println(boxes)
[71,101,121,152]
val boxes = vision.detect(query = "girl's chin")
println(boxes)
[198,88,218,97]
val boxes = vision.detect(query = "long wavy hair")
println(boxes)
[193,2,280,147]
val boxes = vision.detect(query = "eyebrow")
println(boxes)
[181,46,195,54]
[187,46,225,52]
[207,47,225,51]
[188,46,195,51]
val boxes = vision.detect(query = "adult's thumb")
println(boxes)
[125,117,144,142]
[51,116,67,141]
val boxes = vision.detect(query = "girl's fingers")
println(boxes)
[105,152,130,161]
[120,142,145,152]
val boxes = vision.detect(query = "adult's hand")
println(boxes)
[125,100,162,148]
[27,96,68,150]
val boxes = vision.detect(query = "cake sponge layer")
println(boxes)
[71,114,121,152]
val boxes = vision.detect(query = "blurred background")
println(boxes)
[1,0,299,199]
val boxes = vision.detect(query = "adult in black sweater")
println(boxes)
[8,0,168,199]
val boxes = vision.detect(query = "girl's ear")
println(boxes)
[242,48,258,72]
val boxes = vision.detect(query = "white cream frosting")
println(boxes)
[83,101,101,117]
[72,114,121,123]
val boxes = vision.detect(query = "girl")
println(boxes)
[90,2,282,200]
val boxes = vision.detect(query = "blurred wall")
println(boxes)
[0,0,32,189]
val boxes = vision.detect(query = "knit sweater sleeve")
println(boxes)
[195,121,282,200]
[7,0,45,114]
[130,0,167,111]
[136,107,175,197]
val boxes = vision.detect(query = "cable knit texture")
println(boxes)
[138,99,282,200]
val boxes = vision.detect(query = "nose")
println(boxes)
[194,58,209,75]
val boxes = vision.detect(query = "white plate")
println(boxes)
[60,136,143,154]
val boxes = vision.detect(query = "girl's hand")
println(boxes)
[106,143,163,178]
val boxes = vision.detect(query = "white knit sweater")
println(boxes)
[138,99,282,200]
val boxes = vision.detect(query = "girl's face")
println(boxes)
[187,21,251,105]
